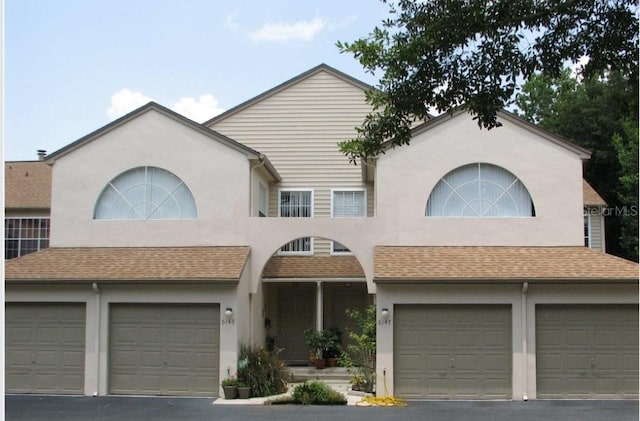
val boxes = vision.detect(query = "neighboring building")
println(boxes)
[5,64,638,400]
[583,179,607,251]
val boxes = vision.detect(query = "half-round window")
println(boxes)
[94,166,197,220]
[426,163,534,217]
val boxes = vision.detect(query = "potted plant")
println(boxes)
[237,379,251,399]
[304,329,329,369]
[324,328,342,367]
[221,376,238,399]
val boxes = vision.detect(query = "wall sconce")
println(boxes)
[381,308,390,321]
[225,308,233,321]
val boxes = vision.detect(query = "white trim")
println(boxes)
[583,214,592,248]
[330,240,354,256]
[262,277,367,283]
[277,188,314,255]
[330,188,367,218]
[277,188,314,217]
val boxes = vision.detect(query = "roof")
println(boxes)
[374,246,638,283]
[44,102,281,181]
[583,179,607,206]
[5,246,250,283]
[204,63,373,126]
[262,255,365,279]
[407,108,592,159]
[5,161,52,210]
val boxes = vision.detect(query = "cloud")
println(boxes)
[107,89,153,119]
[172,95,225,122]
[225,11,241,31]
[250,16,327,42]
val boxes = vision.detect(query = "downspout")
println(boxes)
[92,282,101,396]
[521,281,529,401]
[249,155,268,216]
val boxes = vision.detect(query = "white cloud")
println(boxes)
[172,94,224,123]
[250,16,327,42]
[108,89,153,119]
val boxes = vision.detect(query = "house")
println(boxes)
[5,64,638,400]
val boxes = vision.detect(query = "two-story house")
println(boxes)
[5,64,638,400]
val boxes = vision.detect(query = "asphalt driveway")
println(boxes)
[5,395,639,421]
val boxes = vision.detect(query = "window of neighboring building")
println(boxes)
[5,217,50,259]
[94,166,197,220]
[331,189,366,254]
[279,189,313,254]
[258,183,268,217]
[584,214,591,247]
[426,163,535,217]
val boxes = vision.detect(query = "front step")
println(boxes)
[288,366,352,383]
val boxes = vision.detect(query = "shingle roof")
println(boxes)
[5,247,250,282]
[262,256,365,279]
[374,246,638,282]
[583,179,607,206]
[5,161,52,210]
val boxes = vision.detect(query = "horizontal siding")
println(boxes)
[210,70,374,219]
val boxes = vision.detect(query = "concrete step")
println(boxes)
[288,366,352,383]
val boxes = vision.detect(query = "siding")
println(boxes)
[589,213,605,252]
[209,70,374,221]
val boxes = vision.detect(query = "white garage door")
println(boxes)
[536,304,638,398]
[395,305,512,399]
[109,303,220,396]
[5,302,86,394]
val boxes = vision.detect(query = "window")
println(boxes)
[426,163,534,217]
[279,189,313,254]
[94,166,197,220]
[5,218,50,259]
[331,189,366,254]
[584,214,591,247]
[258,183,268,217]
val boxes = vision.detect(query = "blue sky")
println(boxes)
[5,0,390,161]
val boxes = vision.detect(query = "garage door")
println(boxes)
[395,305,512,399]
[5,302,86,394]
[536,304,638,399]
[109,304,220,396]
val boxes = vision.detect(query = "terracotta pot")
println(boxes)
[314,358,326,369]
[326,357,337,367]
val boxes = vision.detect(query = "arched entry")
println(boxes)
[261,236,372,365]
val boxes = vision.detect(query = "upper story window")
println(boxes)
[279,189,313,254]
[584,214,591,247]
[331,189,366,254]
[5,217,50,259]
[94,166,197,220]
[332,189,366,217]
[426,163,535,217]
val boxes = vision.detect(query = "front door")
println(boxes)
[276,283,315,364]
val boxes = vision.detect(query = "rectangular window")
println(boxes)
[584,214,591,247]
[279,189,313,254]
[5,218,50,259]
[258,183,268,217]
[331,189,366,254]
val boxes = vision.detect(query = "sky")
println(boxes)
[4,0,391,161]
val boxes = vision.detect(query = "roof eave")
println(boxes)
[5,277,240,284]
[374,277,639,284]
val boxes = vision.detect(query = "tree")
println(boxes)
[516,70,638,260]
[337,0,638,161]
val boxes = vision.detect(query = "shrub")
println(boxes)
[237,344,289,397]
[290,381,347,405]
[339,305,376,393]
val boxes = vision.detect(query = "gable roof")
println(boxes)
[204,63,373,126]
[374,246,638,283]
[5,161,52,210]
[406,108,592,159]
[262,255,365,279]
[583,179,608,206]
[44,102,281,181]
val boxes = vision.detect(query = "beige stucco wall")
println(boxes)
[49,109,254,248]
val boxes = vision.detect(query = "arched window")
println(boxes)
[94,166,197,220]
[426,163,534,217]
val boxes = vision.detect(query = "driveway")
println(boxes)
[5,395,639,421]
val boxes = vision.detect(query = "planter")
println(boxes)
[222,385,238,399]
[326,357,338,367]
[314,358,326,369]
[237,386,251,399]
